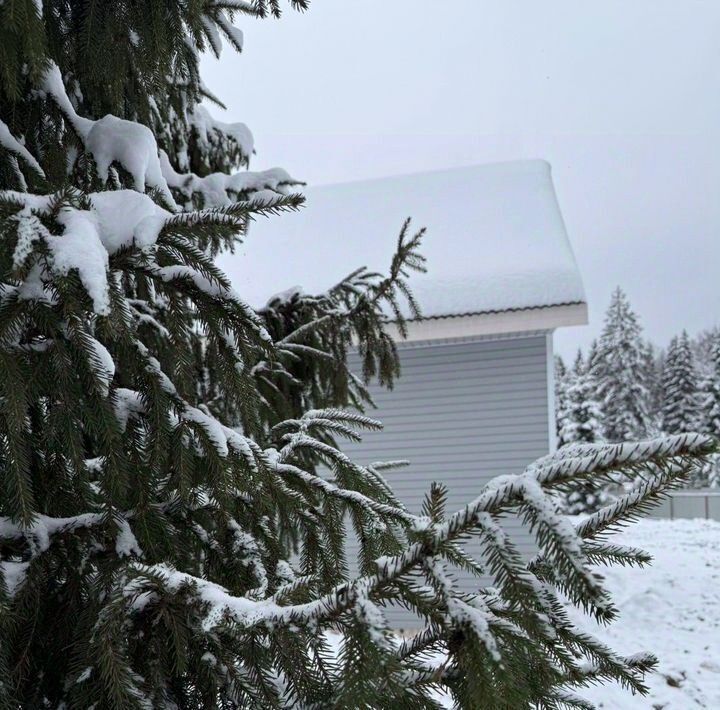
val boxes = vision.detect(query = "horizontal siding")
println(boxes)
[341,334,552,629]
[372,370,549,395]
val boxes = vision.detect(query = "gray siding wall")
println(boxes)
[343,333,552,629]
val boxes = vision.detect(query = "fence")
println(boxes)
[649,489,720,521]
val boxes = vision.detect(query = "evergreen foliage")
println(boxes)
[0,3,714,708]
[590,288,653,442]
[699,330,720,439]
[645,345,665,431]
[560,352,603,446]
[661,331,701,435]
[558,353,608,515]
[554,354,569,448]
[696,330,720,487]
[555,294,720,492]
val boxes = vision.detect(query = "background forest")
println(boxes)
[556,288,719,512]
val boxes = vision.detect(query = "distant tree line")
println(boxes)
[556,287,719,512]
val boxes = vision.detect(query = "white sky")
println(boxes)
[201,0,720,358]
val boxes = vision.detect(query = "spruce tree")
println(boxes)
[560,352,603,447]
[645,344,665,434]
[591,288,653,442]
[560,353,609,514]
[585,338,599,378]
[661,331,701,435]
[699,330,720,438]
[0,3,714,708]
[554,354,570,448]
[697,330,720,487]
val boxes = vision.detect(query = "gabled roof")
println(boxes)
[219,160,586,321]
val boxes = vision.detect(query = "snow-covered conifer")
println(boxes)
[661,331,702,435]
[560,352,610,513]
[0,4,713,707]
[586,338,600,372]
[560,351,604,446]
[645,343,665,433]
[699,330,720,437]
[695,330,720,487]
[554,354,570,447]
[591,288,653,441]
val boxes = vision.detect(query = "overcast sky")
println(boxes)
[201,0,720,358]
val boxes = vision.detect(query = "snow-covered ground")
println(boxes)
[569,517,720,709]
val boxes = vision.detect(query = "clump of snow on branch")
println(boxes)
[38,62,296,212]
[85,116,176,206]
[190,105,253,161]
[51,207,112,315]
[159,150,297,208]
[90,191,171,254]
[0,118,45,178]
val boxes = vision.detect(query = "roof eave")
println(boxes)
[385,302,588,343]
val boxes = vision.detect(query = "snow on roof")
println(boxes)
[219,160,586,319]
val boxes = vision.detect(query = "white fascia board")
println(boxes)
[384,302,588,342]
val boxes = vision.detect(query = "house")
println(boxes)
[221,160,587,627]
